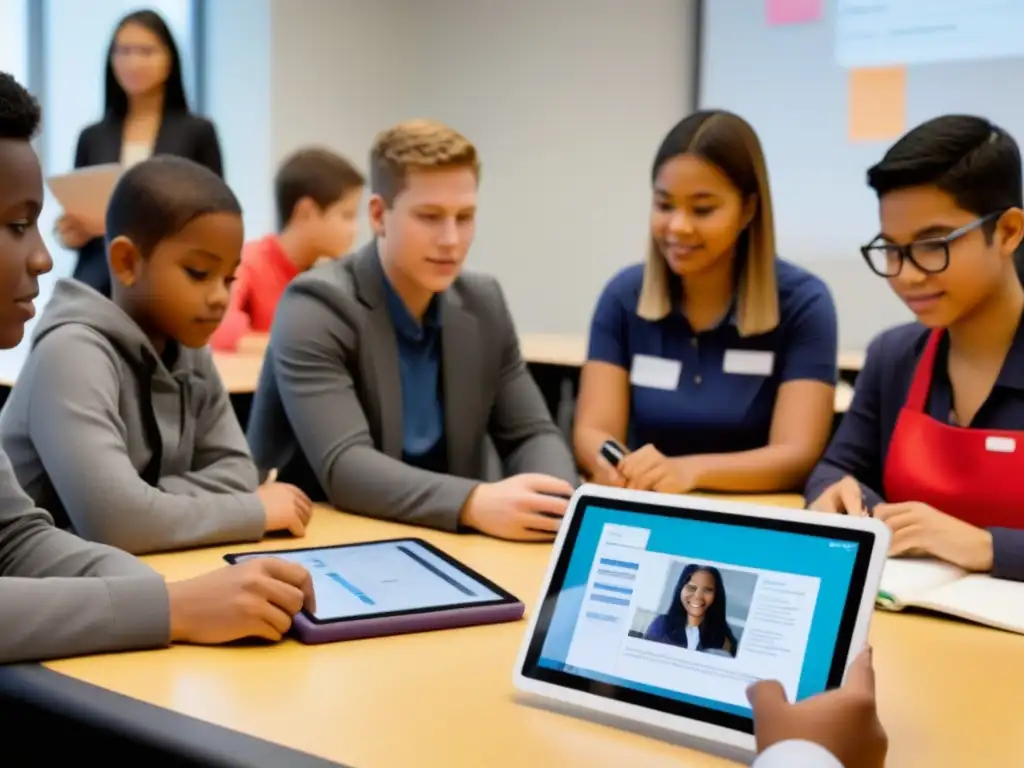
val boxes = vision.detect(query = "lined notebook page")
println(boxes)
[920,575,1024,634]
[878,558,964,605]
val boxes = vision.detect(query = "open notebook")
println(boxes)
[877,558,1024,634]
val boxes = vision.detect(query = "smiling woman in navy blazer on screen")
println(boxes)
[573,111,838,495]
[644,565,737,657]
[54,9,223,297]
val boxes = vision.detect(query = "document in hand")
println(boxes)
[46,164,122,233]
[877,558,1024,634]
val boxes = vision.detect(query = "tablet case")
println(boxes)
[293,601,525,644]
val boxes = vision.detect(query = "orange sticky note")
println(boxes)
[848,66,907,142]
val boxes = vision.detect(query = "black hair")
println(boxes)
[106,155,241,256]
[274,147,365,230]
[869,115,1024,279]
[660,564,737,655]
[0,72,41,140]
[104,9,189,121]
[652,110,768,198]
[867,115,1022,219]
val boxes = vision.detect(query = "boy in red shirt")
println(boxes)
[212,148,364,351]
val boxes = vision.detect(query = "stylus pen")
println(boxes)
[600,439,628,468]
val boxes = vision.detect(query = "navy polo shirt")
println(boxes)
[805,319,1024,582]
[380,269,447,472]
[587,259,837,458]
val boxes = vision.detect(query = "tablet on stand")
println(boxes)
[512,484,891,758]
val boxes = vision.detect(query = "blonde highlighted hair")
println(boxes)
[369,118,480,206]
[638,110,778,336]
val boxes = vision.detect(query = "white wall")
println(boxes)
[204,0,273,240]
[400,0,697,334]
[216,0,698,335]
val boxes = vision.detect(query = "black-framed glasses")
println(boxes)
[860,211,1005,278]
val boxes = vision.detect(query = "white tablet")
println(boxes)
[512,485,891,754]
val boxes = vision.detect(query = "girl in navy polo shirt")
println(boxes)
[574,111,838,494]
[807,116,1024,583]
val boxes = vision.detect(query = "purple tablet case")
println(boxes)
[293,601,525,644]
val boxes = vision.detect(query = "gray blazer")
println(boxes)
[246,242,578,531]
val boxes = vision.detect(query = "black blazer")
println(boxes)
[71,110,224,297]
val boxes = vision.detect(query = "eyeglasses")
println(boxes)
[860,211,1005,278]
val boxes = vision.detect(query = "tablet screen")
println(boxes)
[520,498,875,733]
[231,539,511,622]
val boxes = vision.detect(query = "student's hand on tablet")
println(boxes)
[747,648,887,768]
[54,213,93,249]
[808,476,867,516]
[617,444,696,494]
[874,501,994,571]
[259,482,313,537]
[460,474,574,541]
[167,558,316,644]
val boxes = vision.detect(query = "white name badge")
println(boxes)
[723,349,775,377]
[630,354,682,390]
[985,436,1016,453]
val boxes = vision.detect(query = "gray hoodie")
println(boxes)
[0,279,266,554]
[0,444,170,663]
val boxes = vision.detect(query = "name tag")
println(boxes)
[985,436,1016,453]
[630,355,682,390]
[723,349,775,377]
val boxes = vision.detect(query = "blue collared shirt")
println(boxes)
[380,269,446,469]
[805,320,1024,582]
[587,259,838,458]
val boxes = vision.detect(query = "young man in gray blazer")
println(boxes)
[247,119,579,541]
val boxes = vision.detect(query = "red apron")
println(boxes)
[882,329,1024,529]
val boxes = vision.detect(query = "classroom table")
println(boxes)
[29,498,1024,768]
[518,334,866,376]
[211,351,263,395]
[517,333,858,422]
[0,351,262,396]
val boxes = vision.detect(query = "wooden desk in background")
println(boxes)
[42,498,1024,768]
[0,333,856,407]
[0,350,265,396]
[517,333,858,416]
[519,333,867,375]
[212,352,263,395]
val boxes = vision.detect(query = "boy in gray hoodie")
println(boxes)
[0,71,315,663]
[0,154,313,554]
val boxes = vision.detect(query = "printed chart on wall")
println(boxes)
[837,0,1024,142]
[766,0,1024,143]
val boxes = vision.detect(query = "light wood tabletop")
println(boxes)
[837,349,866,372]
[211,352,264,395]
[519,332,588,367]
[0,332,863,399]
[44,496,1024,767]
[0,347,266,395]
[517,334,855,413]
[518,333,867,374]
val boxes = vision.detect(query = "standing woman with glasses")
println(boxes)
[54,9,224,297]
[807,115,1024,582]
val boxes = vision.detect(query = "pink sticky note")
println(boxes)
[766,0,823,25]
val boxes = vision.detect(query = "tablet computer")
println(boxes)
[225,538,525,644]
[512,485,891,754]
